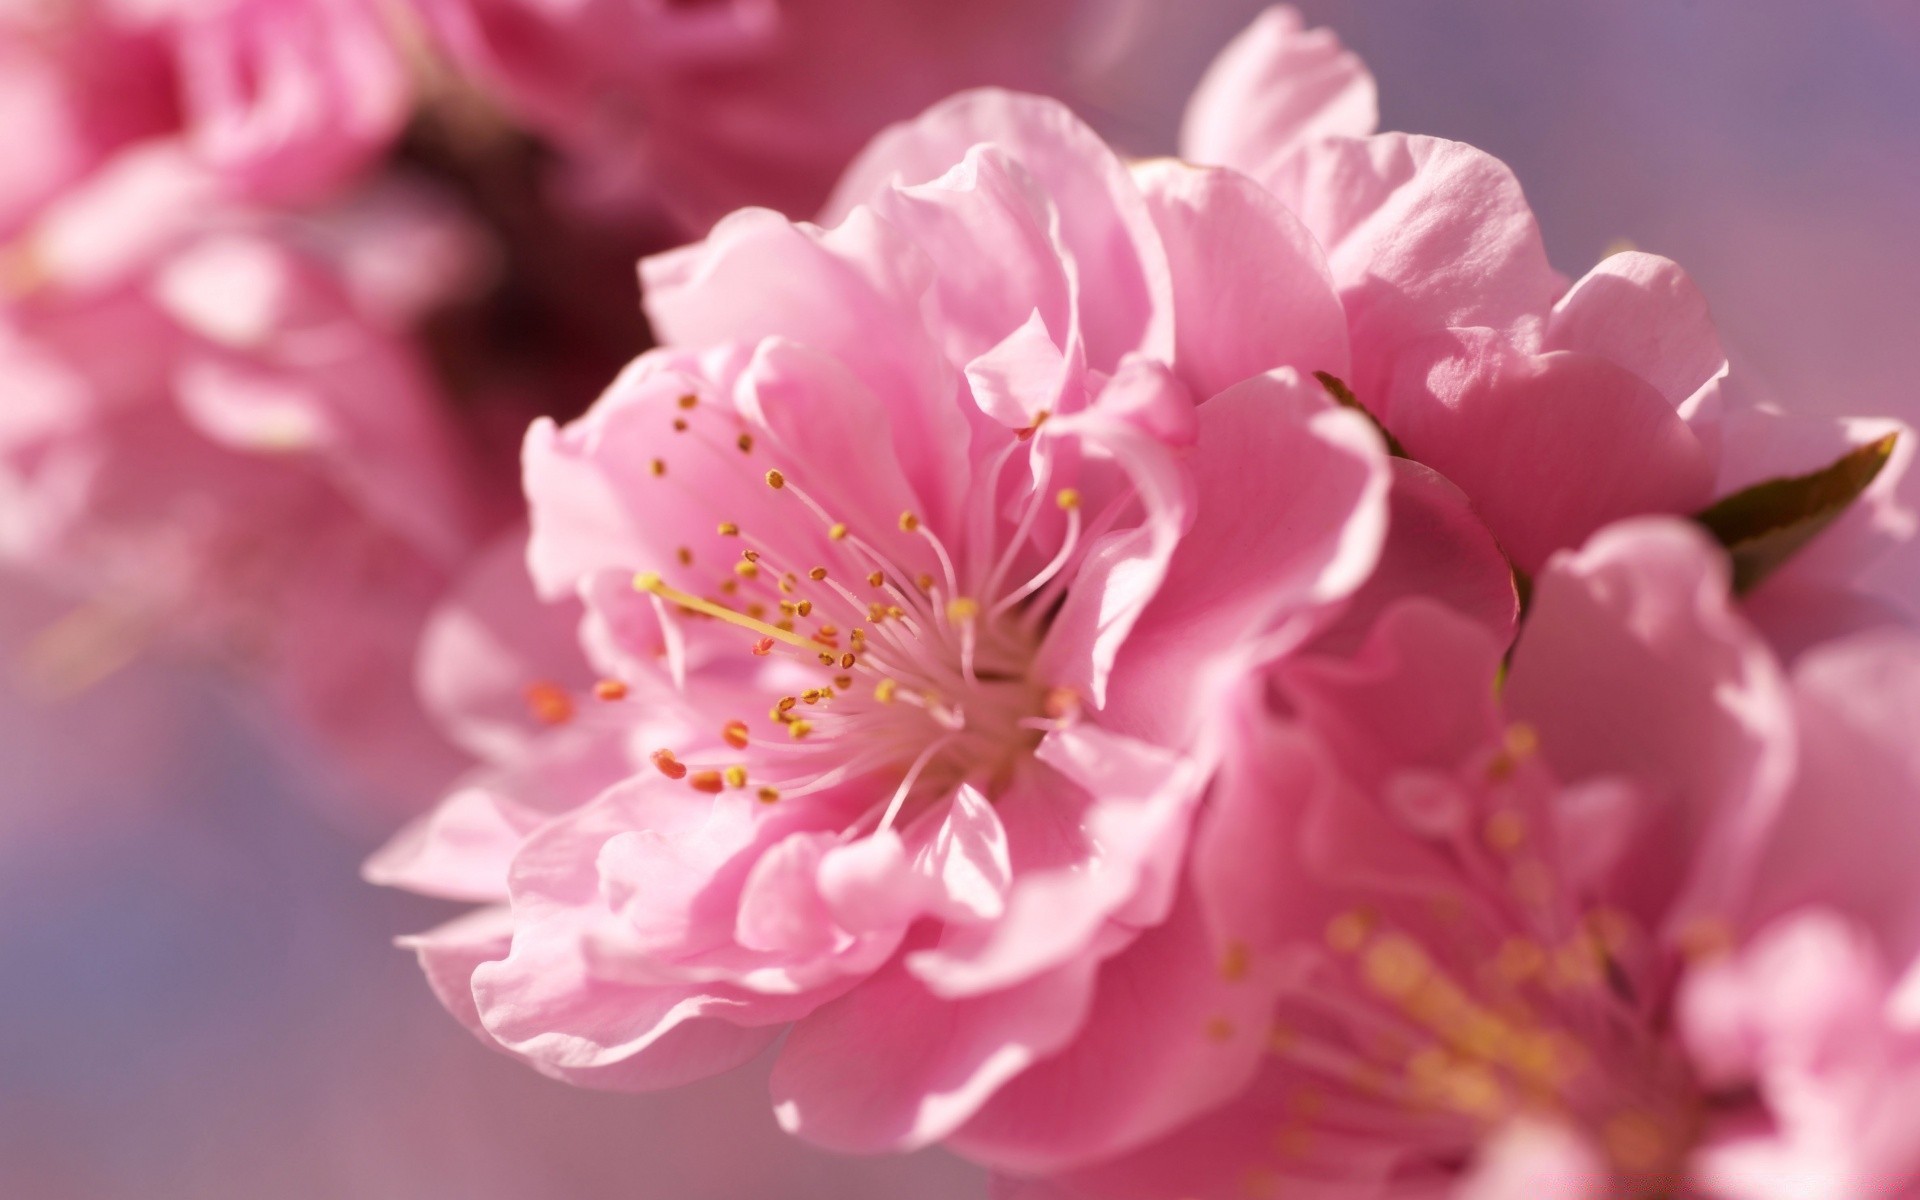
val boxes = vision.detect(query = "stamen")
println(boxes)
[689,770,725,794]
[677,394,699,409]
[722,720,750,749]
[593,680,629,701]
[651,749,688,780]
[765,469,786,489]
[524,681,574,726]
[634,572,817,653]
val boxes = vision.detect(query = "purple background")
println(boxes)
[3,3,1914,1196]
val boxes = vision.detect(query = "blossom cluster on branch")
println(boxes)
[6,4,1919,1196]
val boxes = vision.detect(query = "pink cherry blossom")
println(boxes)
[1182,7,1917,622]
[408,0,1142,231]
[371,82,1431,1161]
[1008,518,1920,1200]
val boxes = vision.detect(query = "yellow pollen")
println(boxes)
[899,511,920,532]
[808,566,828,581]
[734,561,759,580]
[788,720,814,740]
[816,652,836,666]
[866,570,885,587]
[777,696,798,712]
[874,678,898,703]
[1483,809,1527,853]
[737,433,754,453]
[717,522,740,537]
[779,574,797,595]
[1363,935,1429,998]
[946,596,981,622]
[839,653,856,669]
[1220,939,1251,982]
[1603,1110,1669,1173]
[1325,910,1374,954]
[757,786,781,804]
[765,469,786,489]
[649,458,667,477]
[723,765,749,789]
[634,572,817,652]
[677,394,698,409]
[1056,487,1081,510]
[802,689,824,704]
[829,523,848,540]
[833,674,853,689]
[796,600,813,617]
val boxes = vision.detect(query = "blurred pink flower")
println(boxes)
[408,0,1142,231]
[1006,519,1920,1199]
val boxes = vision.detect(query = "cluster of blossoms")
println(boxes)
[7,1,1919,1196]
[0,0,1126,809]
[365,7,1920,1198]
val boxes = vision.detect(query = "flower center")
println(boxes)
[626,397,1087,830]
[1250,730,1704,1194]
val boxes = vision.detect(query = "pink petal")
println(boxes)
[770,950,1101,1153]
[1384,328,1716,572]
[1135,158,1351,397]
[1261,133,1564,400]
[824,88,1174,370]
[1179,5,1378,175]
[948,887,1279,1172]
[1544,251,1728,413]
[1507,518,1796,936]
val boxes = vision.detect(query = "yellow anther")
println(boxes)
[634,572,818,652]
[723,765,749,789]
[817,652,836,666]
[718,579,739,595]
[741,549,761,563]
[1363,935,1430,998]
[899,511,920,532]
[788,720,814,740]
[756,786,781,804]
[866,570,885,587]
[1219,939,1251,982]
[717,522,740,537]
[1056,487,1081,510]
[1325,910,1374,954]
[677,393,698,409]
[737,433,754,453]
[745,602,767,619]
[796,600,813,617]
[839,653,856,669]
[676,546,694,566]
[649,458,667,477]
[779,574,797,595]
[779,601,798,616]
[874,678,898,703]
[915,574,934,592]
[802,689,823,704]
[776,696,798,713]
[807,566,828,581]
[765,469,786,489]
[1483,809,1526,853]
[734,560,760,580]
[828,522,848,540]
[833,674,853,689]
[946,596,981,622]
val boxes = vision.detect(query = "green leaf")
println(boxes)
[1693,432,1899,593]
[1314,371,1407,458]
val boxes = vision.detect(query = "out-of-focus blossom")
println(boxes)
[1007,519,1920,1200]
[1,0,1156,811]
[409,0,1141,231]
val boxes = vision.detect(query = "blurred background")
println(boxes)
[3,1,1915,1196]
